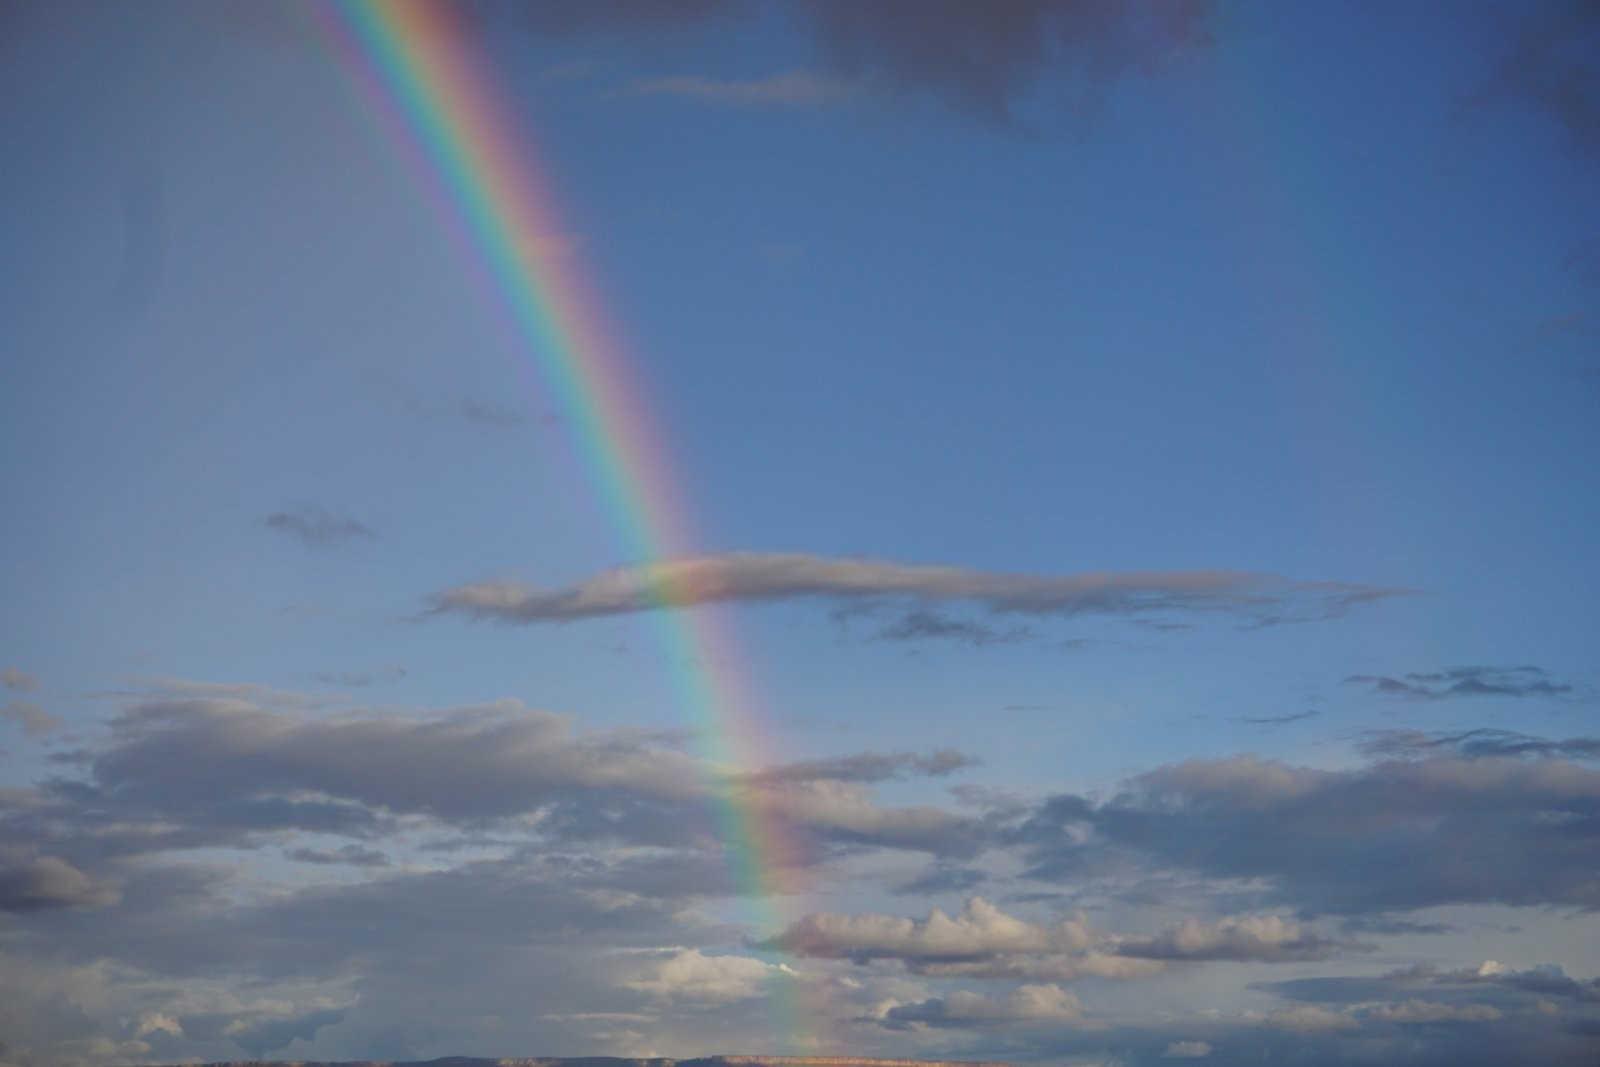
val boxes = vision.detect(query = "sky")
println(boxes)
[1,1,1598,1064]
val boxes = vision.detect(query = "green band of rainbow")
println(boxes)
[312,0,806,1042]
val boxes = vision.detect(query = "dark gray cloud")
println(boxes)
[0,852,118,913]
[1115,914,1353,963]
[748,748,978,784]
[875,983,1084,1028]
[893,862,988,896]
[1344,665,1575,701]
[1016,753,1600,914]
[800,0,1214,124]
[1359,728,1600,762]
[1462,0,1600,157]
[430,552,1404,630]
[875,609,1034,647]
[284,844,390,868]
[263,505,376,549]
[226,1008,346,1057]
[1237,710,1319,726]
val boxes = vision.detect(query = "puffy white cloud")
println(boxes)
[1163,1041,1212,1058]
[620,948,793,1004]
[1119,914,1347,962]
[771,897,1086,961]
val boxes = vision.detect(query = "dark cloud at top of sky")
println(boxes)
[429,552,1405,630]
[518,0,738,38]
[262,505,376,549]
[1360,728,1600,762]
[1344,665,1575,701]
[1461,0,1600,158]
[799,0,1214,124]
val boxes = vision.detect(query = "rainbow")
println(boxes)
[311,0,806,1045]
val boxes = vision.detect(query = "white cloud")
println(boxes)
[620,949,793,1005]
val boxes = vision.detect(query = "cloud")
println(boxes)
[223,1007,345,1057]
[2,701,62,738]
[2,667,39,692]
[893,862,987,896]
[620,948,792,1004]
[1365,1000,1503,1024]
[767,897,1165,983]
[1460,0,1600,157]
[1256,1004,1358,1033]
[631,70,852,106]
[878,983,1083,1028]
[0,853,118,912]
[748,748,978,784]
[1359,728,1600,762]
[1117,914,1351,963]
[430,552,1403,631]
[769,896,1081,962]
[262,506,376,549]
[458,398,529,428]
[1016,753,1600,914]
[874,608,1034,647]
[285,844,390,868]
[798,0,1215,124]
[311,666,408,688]
[1344,665,1575,701]
[1163,1041,1212,1058]
[1237,710,1318,726]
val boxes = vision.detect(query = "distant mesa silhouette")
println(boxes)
[165,1057,1012,1067]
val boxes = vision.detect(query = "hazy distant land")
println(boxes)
[157,1057,1012,1067]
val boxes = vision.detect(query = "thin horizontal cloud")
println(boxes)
[429,551,1406,629]
[1359,728,1600,762]
[746,748,978,784]
[1238,710,1319,726]
[1345,665,1575,701]
[262,505,375,549]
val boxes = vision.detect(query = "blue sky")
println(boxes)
[2,2,1598,1065]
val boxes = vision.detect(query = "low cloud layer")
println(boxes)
[430,552,1402,632]
[1018,753,1600,914]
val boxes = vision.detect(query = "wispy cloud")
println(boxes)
[429,551,1405,630]
[2,667,38,692]
[262,506,375,549]
[1344,665,1575,701]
